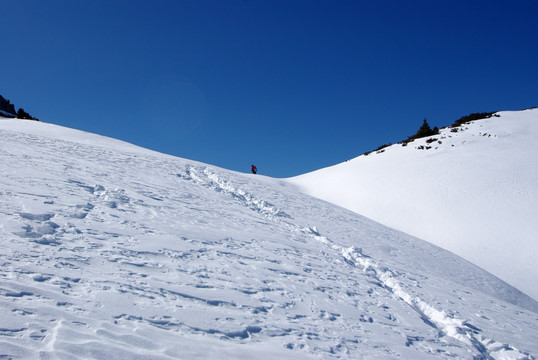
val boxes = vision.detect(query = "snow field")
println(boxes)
[0,119,537,359]
[289,109,538,302]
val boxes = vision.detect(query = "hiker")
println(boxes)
[251,165,257,174]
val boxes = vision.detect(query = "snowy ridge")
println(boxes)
[1,119,537,359]
[289,109,538,302]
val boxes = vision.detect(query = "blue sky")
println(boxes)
[2,0,537,177]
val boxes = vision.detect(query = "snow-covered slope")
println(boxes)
[288,109,538,302]
[1,119,537,359]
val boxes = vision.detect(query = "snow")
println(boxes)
[288,109,538,302]
[0,110,16,118]
[1,117,537,359]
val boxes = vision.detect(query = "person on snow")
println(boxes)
[251,165,257,174]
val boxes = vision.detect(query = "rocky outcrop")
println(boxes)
[0,95,17,117]
[0,94,38,120]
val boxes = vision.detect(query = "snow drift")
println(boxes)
[289,109,538,302]
[1,117,537,359]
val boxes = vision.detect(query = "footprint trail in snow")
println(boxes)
[183,166,535,360]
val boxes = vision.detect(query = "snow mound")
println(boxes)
[288,109,538,302]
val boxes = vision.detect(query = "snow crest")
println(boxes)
[289,109,538,303]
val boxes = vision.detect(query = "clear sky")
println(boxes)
[2,0,537,177]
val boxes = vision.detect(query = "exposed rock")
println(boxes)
[0,95,17,117]
[0,94,38,120]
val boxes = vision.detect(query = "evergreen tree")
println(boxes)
[17,108,33,120]
[400,117,440,145]
[0,95,17,116]
[416,118,434,138]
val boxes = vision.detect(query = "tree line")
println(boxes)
[0,94,38,120]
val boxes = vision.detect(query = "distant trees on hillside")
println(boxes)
[415,118,438,138]
[0,94,38,120]
[364,117,441,155]
[16,108,36,120]
[449,112,497,128]
[0,95,16,117]
[363,111,500,156]
[400,118,439,145]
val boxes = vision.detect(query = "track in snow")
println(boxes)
[176,165,533,360]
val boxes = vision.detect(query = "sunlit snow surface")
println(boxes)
[1,119,537,359]
[289,109,538,303]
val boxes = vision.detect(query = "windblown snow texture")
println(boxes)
[1,119,537,359]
